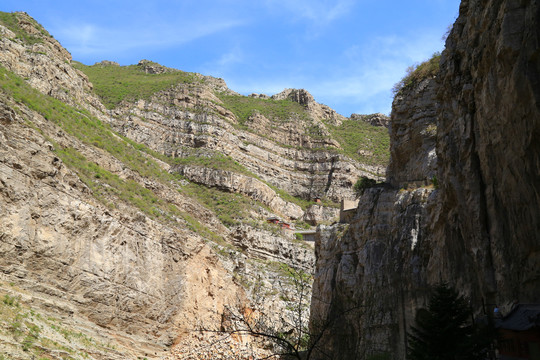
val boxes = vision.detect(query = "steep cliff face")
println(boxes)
[0,12,333,359]
[310,0,540,358]
[308,75,439,358]
[388,78,438,187]
[0,88,243,358]
[434,0,540,305]
[311,188,436,358]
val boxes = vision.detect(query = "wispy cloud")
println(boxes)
[206,29,444,116]
[264,0,355,24]
[52,18,244,59]
[311,32,445,114]
[200,46,246,79]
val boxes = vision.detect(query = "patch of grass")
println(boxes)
[216,93,311,125]
[173,151,253,176]
[180,210,222,244]
[55,147,168,217]
[173,147,320,211]
[392,52,441,95]
[0,11,50,45]
[21,323,40,351]
[181,183,261,228]
[3,294,19,307]
[73,61,201,109]
[326,118,390,166]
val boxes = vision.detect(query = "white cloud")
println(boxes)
[206,29,445,116]
[296,31,445,115]
[52,18,244,58]
[200,46,246,79]
[264,0,355,24]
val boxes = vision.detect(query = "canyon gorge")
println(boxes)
[0,0,539,358]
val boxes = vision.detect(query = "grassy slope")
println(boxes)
[326,118,390,167]
[0,64,315,242]
[0,66,225,240]
[216,93,310,125]
[0,12,52,45]
[73,62,201,109]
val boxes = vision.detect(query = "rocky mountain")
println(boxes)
[310,0,540,358]
[0,11,391,359]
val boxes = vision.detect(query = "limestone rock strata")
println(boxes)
[114,86,379,202]
[0,102,243,357]
[229,225,315,271]
[0,13,325,358]
[172,164,303,220]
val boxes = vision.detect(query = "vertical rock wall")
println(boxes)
[310,0,540,358]
[388,78,438,187]
[434,0,540,305]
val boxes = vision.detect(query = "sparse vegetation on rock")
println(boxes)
[73,61,201,109]
[353,176,378,197]
[392,52,441,95]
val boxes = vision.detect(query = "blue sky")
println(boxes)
[2,0,460,116]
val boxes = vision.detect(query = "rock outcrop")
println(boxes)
[351,113,390,128]
[173,164,304,220]
[229,225,315,271]
[310,0,540,358]
[272,88,346,126]
[388,78,438,187]
[302,204,340,225]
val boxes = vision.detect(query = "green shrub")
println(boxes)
[431,175,439,189]
[353,176,377,197]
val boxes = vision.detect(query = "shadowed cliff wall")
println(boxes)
[310,0,540,358]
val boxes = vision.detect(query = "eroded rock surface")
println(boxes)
[310,1,540,358]
[388,78,438,187]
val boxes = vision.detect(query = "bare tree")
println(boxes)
[198,267,362,360]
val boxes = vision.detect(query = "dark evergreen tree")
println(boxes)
[407,283,494,360]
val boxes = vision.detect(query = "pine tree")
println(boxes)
[407,283,494,360]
